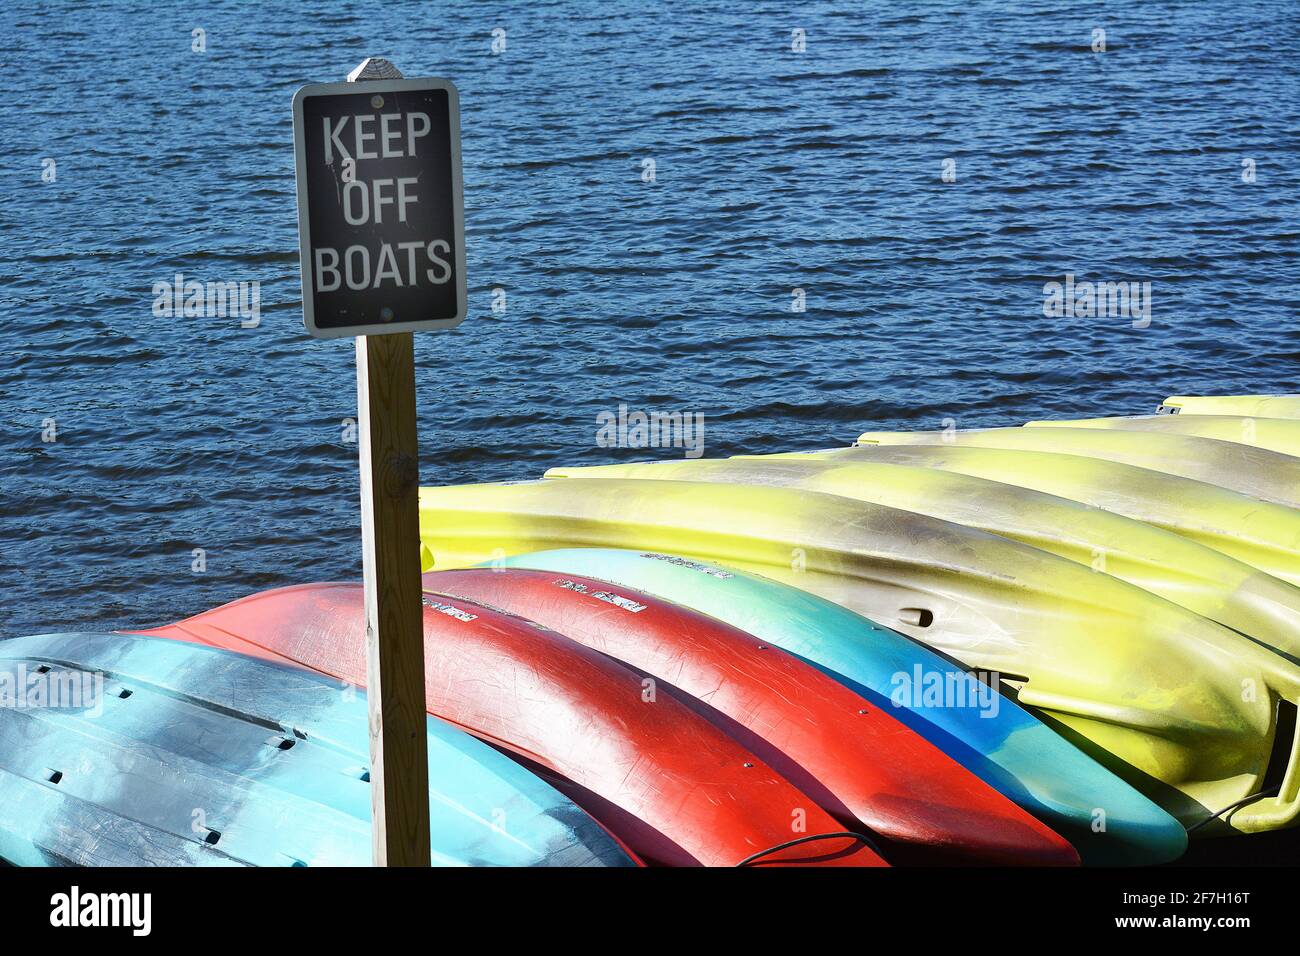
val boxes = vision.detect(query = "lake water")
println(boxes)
[2,0,1297,635]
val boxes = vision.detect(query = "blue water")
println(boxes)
[2,0,1297,635]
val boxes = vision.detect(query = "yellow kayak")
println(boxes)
[547,457,1300,662]
[854,426,1300,507]
[1160,394,1300,418]
[419,477,1300,833]
[1024,415,1300,459]
[758,443,1300,589]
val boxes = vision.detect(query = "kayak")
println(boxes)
[756,444,1300,589]
[139,585,884,867]
[417,478,1300,836]
[853,426,1300,507]
[1160,394,1300,418]
[423,566,1080,865]
[474,549,1186,865]
[1024,414,1300,459]
[0,632,636,867]
[546,457,1300,662]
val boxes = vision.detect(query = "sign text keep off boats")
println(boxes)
[293,76,466,338]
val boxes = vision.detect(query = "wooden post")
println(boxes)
[349,58,431,867]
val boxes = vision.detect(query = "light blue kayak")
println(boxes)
[491,548,1187,865]
[0,632,635,867]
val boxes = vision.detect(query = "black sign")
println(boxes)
[292,78,465,338]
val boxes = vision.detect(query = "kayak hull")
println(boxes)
[0,632,636,867]
[1025,414,1300,460]
[760,443,1300,590]
[854,425,1300,508]
[545,457,1300,662]
[1160,394,1300,418]
[416,477,1300,837]
[422,566,1079,866]
[479,549,1187,864]
[140,585,883,867]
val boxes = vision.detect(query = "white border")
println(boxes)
[292,77,467,339]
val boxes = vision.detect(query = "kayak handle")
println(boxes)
[1227,676,1300,832]
[735,831,879,867]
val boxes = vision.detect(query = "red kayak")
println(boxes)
[136,584,883,868]
[423,567,1078,866]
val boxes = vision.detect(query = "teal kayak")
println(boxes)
[487,548,1187,865]
[0,632,636,867]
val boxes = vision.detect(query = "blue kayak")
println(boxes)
[491,548,1187,865]
[0,632,635,867]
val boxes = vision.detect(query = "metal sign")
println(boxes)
[292,77,465,338]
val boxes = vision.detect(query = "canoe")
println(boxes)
[139,585,883,867]
[1160,394,1300,418]
[854,426,1300,507]
[422,566,1079,865]
[470,549,1186,864]
[0,632,636,867]
[547,457,1300,663]
[756,444,1300,588]
[1024,415,1300,459]
[417,477,1300,837]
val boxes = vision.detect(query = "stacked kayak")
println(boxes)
[852,425,1300,507]
[467,550,1185,864]
[8,390,1299,867]
[414,478,1298,837]
[544,458,1300,658]
[752,444,1300,589]
[0,632,634,867]
[410,391,1300,852]
[419,566,1078,865]
[1159,394,1300,418]
[1024,414,1300,459]
[137,585,891,867]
